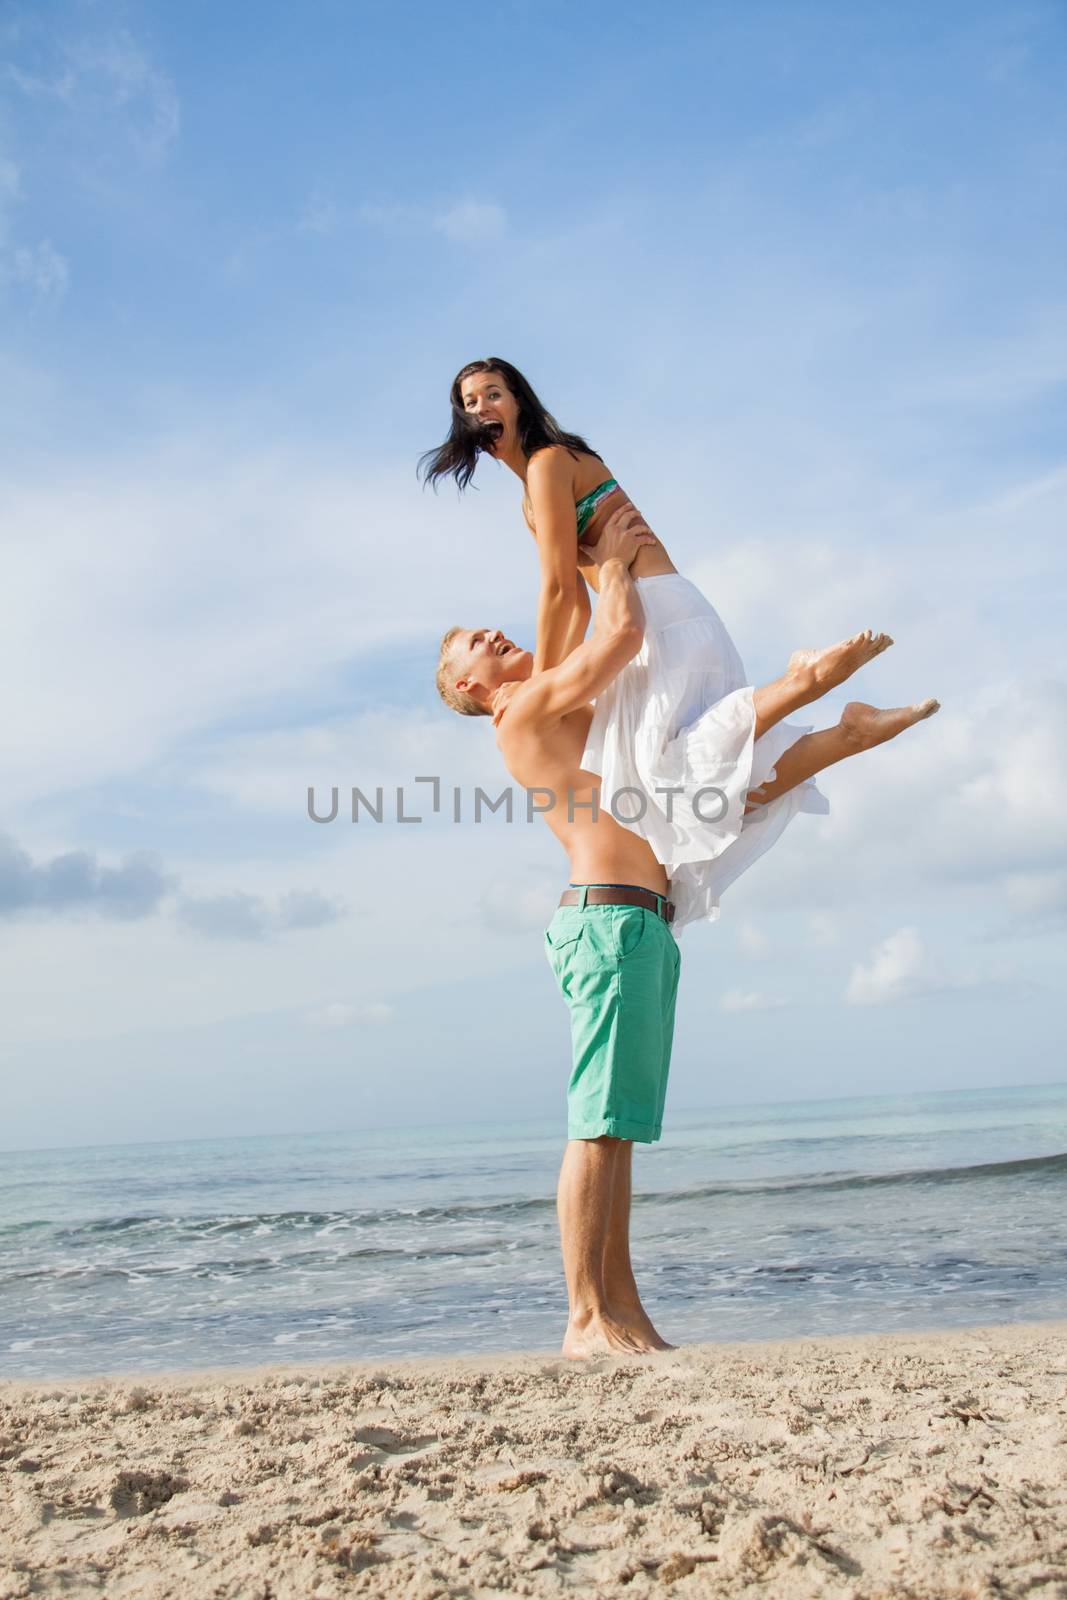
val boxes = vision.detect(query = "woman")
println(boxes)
[421,358,938,926]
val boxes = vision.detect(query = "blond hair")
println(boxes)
[436,626,492,717]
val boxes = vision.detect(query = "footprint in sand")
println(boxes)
[109,1468,188,1517]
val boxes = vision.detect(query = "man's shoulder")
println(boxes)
[494,677,546,734]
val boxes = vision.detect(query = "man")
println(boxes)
[436,508,678,1357]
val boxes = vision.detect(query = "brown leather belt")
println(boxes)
[558,886,676,924]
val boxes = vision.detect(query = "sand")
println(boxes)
[2,1319,1065,1599]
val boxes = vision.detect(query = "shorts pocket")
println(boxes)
[545,920,587,1001]
[613,906,648,959]
[545,921,584,954]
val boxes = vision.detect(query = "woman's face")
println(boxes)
[458,370,519,455]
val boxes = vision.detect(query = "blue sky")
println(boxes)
[1,0,1065,1151]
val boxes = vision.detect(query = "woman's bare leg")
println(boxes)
[600,1142,673,1351]
[751,629,894,741]
[743,698,940,814]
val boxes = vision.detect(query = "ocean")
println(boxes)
[1,1082,1064,1379]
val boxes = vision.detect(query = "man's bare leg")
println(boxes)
[601,1141,673,1350]
[743,698,940,814]
[751,629,894,740]
[558,1137,670,1358]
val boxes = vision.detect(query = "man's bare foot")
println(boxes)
[562,1308,674,1359]
[839,697,940,749]
[609,1298,676,1352]
[788,629,893,696]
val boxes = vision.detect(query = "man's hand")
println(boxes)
[578,503,657,571]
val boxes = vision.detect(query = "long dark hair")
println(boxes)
[418,358,601,491]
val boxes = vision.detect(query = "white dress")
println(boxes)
[580,573,829,931]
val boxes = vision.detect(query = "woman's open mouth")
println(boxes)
[482,421,505,445]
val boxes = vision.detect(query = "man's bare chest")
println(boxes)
[498,703,595,792]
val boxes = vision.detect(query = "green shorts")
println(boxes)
[544,895,681,1144]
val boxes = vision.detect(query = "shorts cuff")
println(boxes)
[567,1117,662,1144]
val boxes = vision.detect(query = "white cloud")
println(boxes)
[5,64,77,103]
[71,31,180,158]
[5,239,68,296]
[360,1002,395,1025]
[738,921,770,957]
[852,682,1066,897]
[307,1001,394,1030]
[2,28,179,296]
[0,146,67,299]
[0,157,19,204]
[729,672,1067,936]
[719,988,788,1013]
[478,873,559,933]
[298,193,340,236]
[675,440,1064,699]
[175,888,345,941]
[1002,868,1067,925]
[910,305,1067,413]
[0,817,563,1050]
[432,200,507,242]
[189,707,502,821]
[0,446,526,811]
[356,201,413,230]
[357,197,507,242]
[673,463,1066,934]
[807,912,840,947]
[7,28,180,159]
[844,926,989,1006]
[846,926,927,1005]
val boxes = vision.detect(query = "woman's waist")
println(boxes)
[631,571,723,626]
[579,491,677,585]
[582,548,677,591]
[630,546,678,581]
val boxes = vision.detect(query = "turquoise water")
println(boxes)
[1,1082,1064,1378]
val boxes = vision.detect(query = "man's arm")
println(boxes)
[518,511,654,723]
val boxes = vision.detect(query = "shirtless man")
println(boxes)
[436,508,679,1356]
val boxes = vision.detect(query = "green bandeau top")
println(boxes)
[574,477,619,539]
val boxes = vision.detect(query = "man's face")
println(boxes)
[458,370,519,455]
[451,627,532,702]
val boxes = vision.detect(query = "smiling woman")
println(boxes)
[419,358,596,493]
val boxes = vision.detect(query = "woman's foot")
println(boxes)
[839,697,940,749]
[788,629,893,696]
